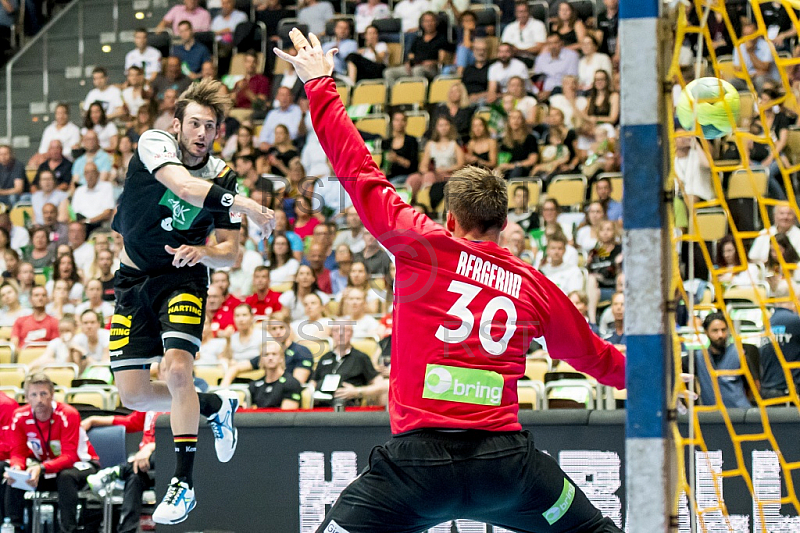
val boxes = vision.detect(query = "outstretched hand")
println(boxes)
[273,29,336,83]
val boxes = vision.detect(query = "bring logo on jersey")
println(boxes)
[159,190,202,231]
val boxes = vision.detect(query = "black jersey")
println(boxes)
[248,373,303,408]
[111,129,242,274]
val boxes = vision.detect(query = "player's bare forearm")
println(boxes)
[155,165,216,208]
[199,240,238,269]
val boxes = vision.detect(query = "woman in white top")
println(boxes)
[547,75,587,130]
[268,233,300,284]
[70,309,111,373]
[506,76,537,124]
[81,102,119,153]
[46,253,85,304]
[291,292,332,341]
[574,201,607,252]
[222,304,263,362]
[578,35,613,93]
[0,283,30,328]
[278,264,330,321]
[674,132,715,204]
[405,116,465,196]
[355,0,390,34]
[29,315,77,370]
[346,25,388,83]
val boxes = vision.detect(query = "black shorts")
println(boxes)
[110,264,208,372]
[316,430,623,533]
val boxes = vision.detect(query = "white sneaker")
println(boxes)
[86,466,120,496]
[152,478,196,525]
[208,390,239,463]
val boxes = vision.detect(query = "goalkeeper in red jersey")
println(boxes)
[275,30,626,533]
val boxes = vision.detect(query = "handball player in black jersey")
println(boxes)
[109,79,274,524]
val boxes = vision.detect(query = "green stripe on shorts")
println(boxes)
[543,478,576,525]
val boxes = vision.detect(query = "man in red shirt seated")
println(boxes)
[231,50,271,111]
[211,270,241,332]
[0,390,18,519]
[3,373,100,532]
[11,286,59,349]
[244,266,283,317]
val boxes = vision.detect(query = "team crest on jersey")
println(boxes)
[159,190,201,230]
[161,217,174,231]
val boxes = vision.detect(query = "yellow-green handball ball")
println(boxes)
[676,77,741,139]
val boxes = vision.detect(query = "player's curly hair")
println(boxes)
[175,78,231,127]
[444,166,508,234]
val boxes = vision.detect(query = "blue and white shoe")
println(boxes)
[152,478,196,525]
[208,390,239,463]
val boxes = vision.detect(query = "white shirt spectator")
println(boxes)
[125,46,163,79]
[292,316,333,341]
[81,123,119,152]
[10,226,30,254]
[37,122,81,159]
[393,0,431,33]
[548,93,587,129]
[71,329,110,362]
[44,336,72,364]
[355,2,391,34]
[228,330,262,361]
[197,337,227,363]
[269,258,300,284]
[487,58,530,93]
[749,225,800,264]
[347,314,379,338]
[733,38,779,81]
[257,104,304,145]
[45,280,84,302]
[429,0,469,24]
[32,189,69,224]
[362,41,389,63]
[122,87,147,118]
[333,229,366,254]
[82,86,124,115]
[301,113,332,178]
[314,177,353,218]
[539,262,585,295]
[298,1,335,36]
[279,290,330,321]
[500,19,547,51]
[575,225,597,252]
[210,9,248,41]
[72,242,95,275]
[0,308,31,328]
[71,181,115,220]
[515,95,538,120]
[227,250,264,297]
[45,302,75,317]
[75,300,115,321]
[578,53,613,89]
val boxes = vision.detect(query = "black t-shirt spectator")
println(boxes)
[596,9,619,55]
[385,135,419,180]
[587,244,622,288]
[430,103,475,144]
[772,111,794,153]
[34,159,73,189]
[311,348,378,406]
[462,63,489,96]
[0,158,25,193]
[760,308,800,393]
[761,3,793,35]
[500,134,539,165]
[409,33,450,64]
[248,373,303,408]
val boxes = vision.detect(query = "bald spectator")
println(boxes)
[31,103,81,166]
[173,20,211,79]
[82,67,125,120]
[298,0,335,36]
[33,140,72,191]
[257,87,304,151]
[533,33,580,97]
[41,203,69,245]
[72,130,113,185]
[501,1,547,58]
[749,205,800,264]
[156,0,211,34]
[125,28,163,82]
[71,162,115,232]
[150,57,191,102]
[0,145,26,208]
[31,170,69,225]
[153,88,179,131]
[333,206,366,254]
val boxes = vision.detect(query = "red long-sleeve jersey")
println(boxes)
[306,76,625,434]
[9,402,98,473]
[0,391,19,461]
[112,411,161,448]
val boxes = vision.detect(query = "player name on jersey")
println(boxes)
[455,251,522,299]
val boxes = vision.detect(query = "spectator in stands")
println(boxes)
[69,309,110,372]
[501,1,547,59]
[16,262,34,307]
[330,245,355,295]
[245,266,282,316]
[692,312,751,408]
[151,58,191,102]
[452,10,479,72]
[27,315,76,369]
[489,45,531,99]
[72,130,113,185]
[323,19,358,77]
[578,35,612,93]
[0,211,28,254]
[551,1,586,51]
[749,205,800,264]
[121,66,149,120]
[293,195,323,240]
[257,87,304,151]
[506,76,538,126]
[393,0,431,53]
[538,233,584,295]
[10,286,58,349]
[66,222,94,272]
[75,279,114,320]
[595,0,618,56]
[220,303,262,362]
[211,0,247,72]
[603,291,626,349]
[464,115,497,170]
[333,206,366,253]
[157,0,211,34]
[0,145,26,208]
[4,373,100,533]
[594,176,622,223]
[299,0,335,36]
[126,101,157,144]
[430,0,468,25]
[126,28,162,82]
[268,232,301,283]
[49,251,85,303]
[32,169,69,222]
[82,102,119,153]
[173,20,211,79]
[406,116,464,196]
[341,287,380,338]
[732,22,778,92]
[355,0,390,34]
[71,161,115,232]
[153,88,179,131]
[673,130,715,205]
[575,201,606,252]
[0,0,17,62]
[32,104,81,165]
[548,77,586,131]
[266,125,300,177]
[497,110,539,179]
[339,260,380,312]
[207,283,235,335]
[530,126,571,181]
[533,33,580,98]
[24,227,56,271]
[2,249,19,281]
[293,291,332,340]
[212,269,243,319]
[584,70,619,125]
[384,11,449,85]
[232,51,271,113]
[568,290,599,333]
[0,283,28,327]
[361,232,390,277]
[586,219,622,322]
[271,46,306,102]
[223,125,257,161]
[306,242,333,294]
[383,111,419,184]
[228,243,264,298]
[83,67,124,119]
[89,249,116,301]
[462,39,492,103]
[246,340,304,409]
[431,83,474,144]
[311,322,385,407]
[280,264,330,321]
[759,280,800,400]
[507,184,537,234]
